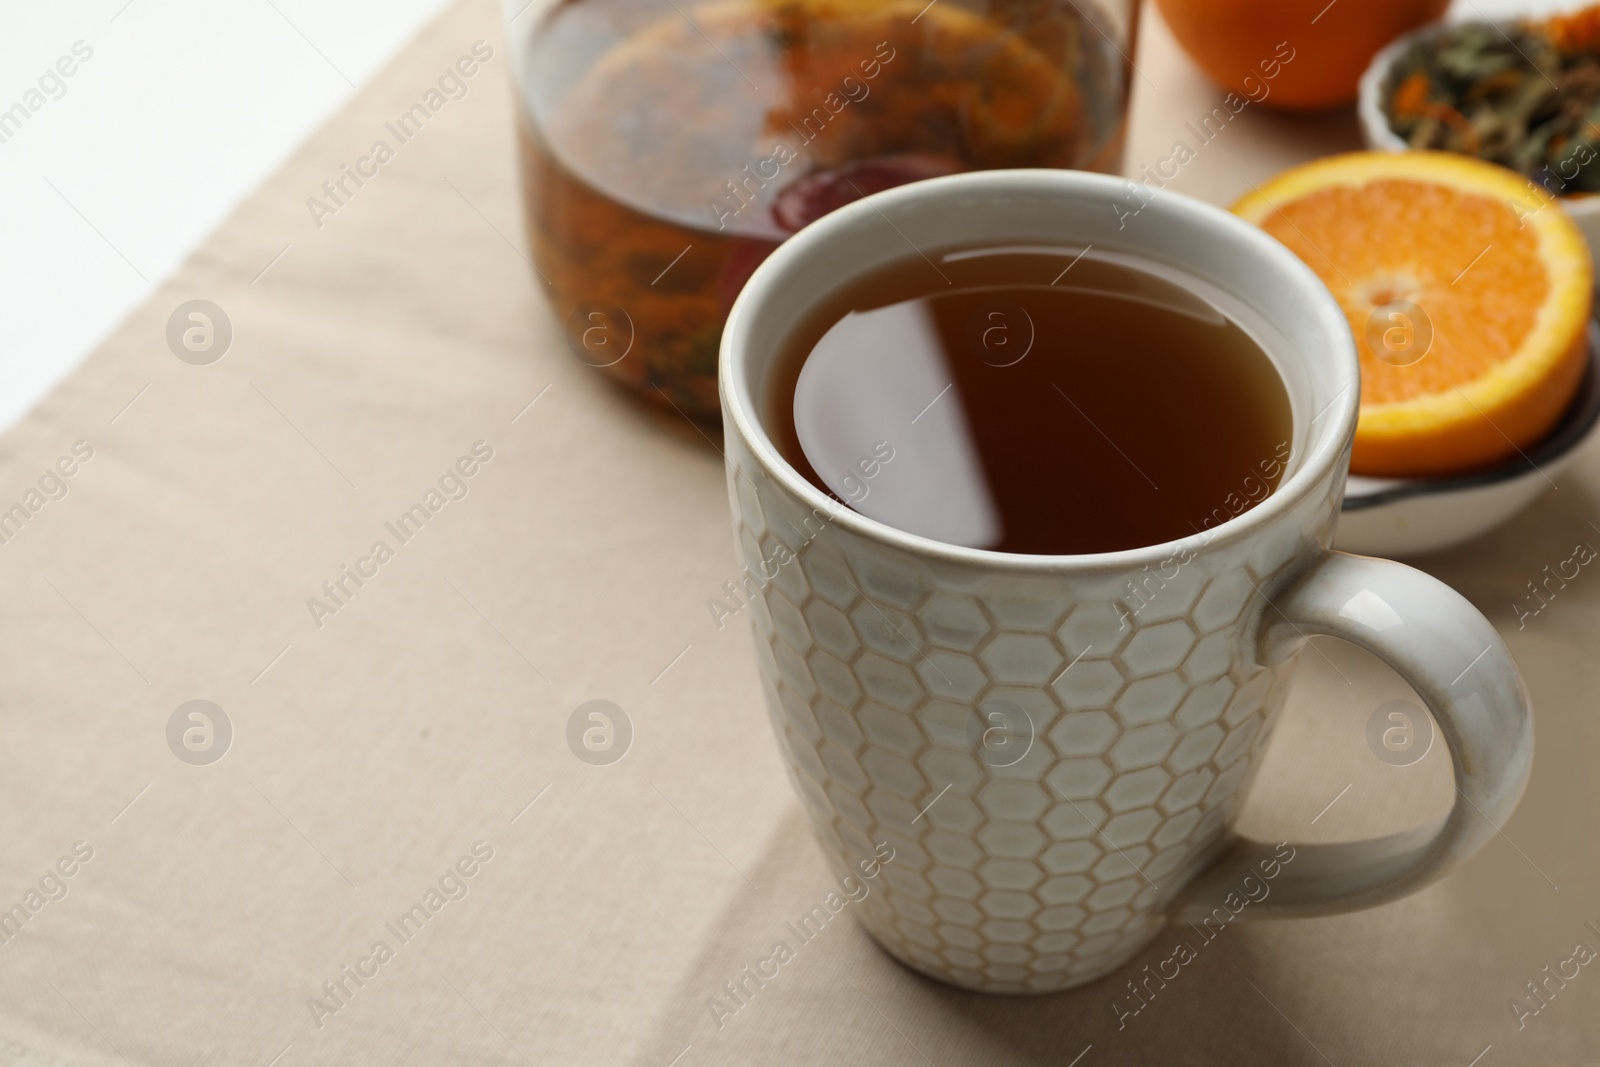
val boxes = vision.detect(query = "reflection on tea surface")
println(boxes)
[768,245,1295,555]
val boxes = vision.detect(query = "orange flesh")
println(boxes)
[1257,179,1548,407]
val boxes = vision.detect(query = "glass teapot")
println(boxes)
[511,0,1138,420]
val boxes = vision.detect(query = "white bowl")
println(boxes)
[1356,19,1600,257]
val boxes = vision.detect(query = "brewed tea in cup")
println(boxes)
[719,169,1533,993]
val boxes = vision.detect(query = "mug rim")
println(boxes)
[720,168,1359,573]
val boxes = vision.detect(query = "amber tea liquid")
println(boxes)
[768,245,1295,555]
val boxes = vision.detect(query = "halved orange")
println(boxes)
[1232,151,1592,477]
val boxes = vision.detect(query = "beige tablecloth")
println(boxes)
[2,2,1597,1064]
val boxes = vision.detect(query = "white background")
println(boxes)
[0,0,453,433]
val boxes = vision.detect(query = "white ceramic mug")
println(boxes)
[717,169,1533,993]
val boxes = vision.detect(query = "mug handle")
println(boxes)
[1168,550,1534,923]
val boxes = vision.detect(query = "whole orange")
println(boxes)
[1153,0,1449,111]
